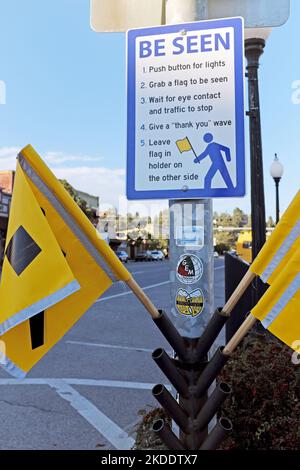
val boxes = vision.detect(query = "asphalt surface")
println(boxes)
[0,257,225,450]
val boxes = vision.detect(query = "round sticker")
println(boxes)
[176,254,203,285]
[175,288,204,317]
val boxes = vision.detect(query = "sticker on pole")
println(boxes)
[127,17,245,200]
[175,225,204,248]
[175,288,204,317]
[176,254,203,284]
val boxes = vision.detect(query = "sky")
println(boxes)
[0,0,299,218]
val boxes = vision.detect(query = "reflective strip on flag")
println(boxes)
[261,272,300,329]
[252,246,300,351]
[261,220,300,283]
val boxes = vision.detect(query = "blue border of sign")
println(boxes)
[126,17,245,200]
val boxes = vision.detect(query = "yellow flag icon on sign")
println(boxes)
[250,191,300,284]
[251,247,300,351]
[0,145,132,378]
[0,163,80,336]
[176,137,193,154]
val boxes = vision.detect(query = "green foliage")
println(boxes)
[220,336,300,450]
[232,207,248,227]
[215,230,237,250]
[214,208,248,228]
[216,212,232,226]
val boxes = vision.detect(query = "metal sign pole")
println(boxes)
[166,0,213,336]
[166,0,214,448]
[166,2,214,324]
[169,198,214,341]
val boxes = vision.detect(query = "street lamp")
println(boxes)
[270,153,284,224]
[244,28,271,310]
[244,28,271,262]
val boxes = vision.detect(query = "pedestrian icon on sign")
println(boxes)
[194,133,234,190]
[176,133,234,190]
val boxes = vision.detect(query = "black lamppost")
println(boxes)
[245,29,270,261]
[270,153,284,224]
[244,29,271,310]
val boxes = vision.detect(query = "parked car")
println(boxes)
[135,251,148,261]
[213,251,219,258]
[116,250,129,263]
[150,250,164,261]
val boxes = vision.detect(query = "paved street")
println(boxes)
[0,258,225,450]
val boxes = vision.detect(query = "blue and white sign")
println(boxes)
[127,17,245,200]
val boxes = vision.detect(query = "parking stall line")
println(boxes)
[0,377,169,390]
[65,340,173,355]
[51,380,135,450]
[96,280,171,302]
[66,340,155,353]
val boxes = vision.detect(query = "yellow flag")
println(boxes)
[19,145,130,283]
[252,248,300,351]
[176,137,192,154]
[250,190,300,284]
[0,145,132,378]
[0,162,80,335]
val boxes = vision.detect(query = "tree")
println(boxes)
[217,212,232,227]
[232,207,248,227]
[267,216,275,228]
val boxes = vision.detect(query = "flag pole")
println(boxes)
[221,269,256,316]
[186,137,198,159]
[223,313,257,355]
[126,278,160,319]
